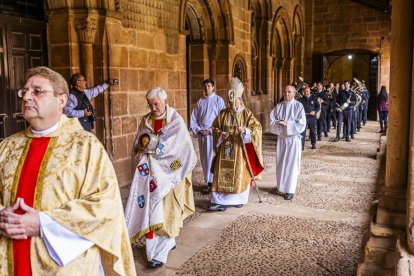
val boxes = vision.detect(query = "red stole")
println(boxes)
[146,119,164,240]
[244,143,264,183]
[13,137,51,276]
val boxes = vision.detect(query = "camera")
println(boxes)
[87,105,96,122]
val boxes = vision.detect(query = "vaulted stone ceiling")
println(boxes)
[351,0,391,12]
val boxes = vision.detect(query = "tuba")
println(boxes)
[327,83,334,101]
[295,76,309,99]
[352,78,363,111]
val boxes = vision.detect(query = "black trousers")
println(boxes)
[301,116,317,149]
[336,110,351,139]
[317,107,328,137]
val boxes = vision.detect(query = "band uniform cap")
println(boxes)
[227,77,244,101]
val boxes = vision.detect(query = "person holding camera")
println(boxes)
[65,73,117,131]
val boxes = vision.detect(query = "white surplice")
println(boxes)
[190,93,226,183]
[270,100,306,194]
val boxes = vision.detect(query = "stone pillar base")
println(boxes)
[357,202,404,275]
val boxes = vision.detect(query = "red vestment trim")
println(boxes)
[244,143,264,177]
[153,119,163,133]
[146,119,164,239]
[13,137,51,276]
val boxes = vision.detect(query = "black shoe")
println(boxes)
[317,137,321,141]
[234,204,243,208]
[207,204,227,211]
[311,145,316,149]
[202,184,212,194]
[351,135,354,139]
[324,133,328,137]
[346,138,351,142]
[149,259,163,268]
[284,193,294,200]
[333,138,339,142]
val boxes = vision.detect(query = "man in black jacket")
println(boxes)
[65,73,117,131]
[334,80,356,142]
[298,86,320,150]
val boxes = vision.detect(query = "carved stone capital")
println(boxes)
[75,17,98,44]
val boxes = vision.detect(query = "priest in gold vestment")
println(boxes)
[125,87,196,268]
[207,77,264,212]
[0,67,136,276]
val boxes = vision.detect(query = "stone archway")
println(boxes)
[232,54,247,85]
[180,0,234,119]
[323,49,379,120]
[249,0,272,96]
[270,7,293,103]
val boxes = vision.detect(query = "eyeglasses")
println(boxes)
[18,87,54,98]
[147,103,163,109]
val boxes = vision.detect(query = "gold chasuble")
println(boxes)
[0,115,136,275]
[212,107,263,194]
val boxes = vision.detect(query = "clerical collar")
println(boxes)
[31,122,59,136]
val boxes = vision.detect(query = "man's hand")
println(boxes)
[84,108,92,117]
[221,131,230,140]
[278,120,288,126]
[0,198,27,239]
[310,111,316,116]
[199,129,209,136]
[0,198,40,239]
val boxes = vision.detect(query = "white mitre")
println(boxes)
[227,77,244,101]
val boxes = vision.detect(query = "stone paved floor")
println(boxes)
[122,121,383,276]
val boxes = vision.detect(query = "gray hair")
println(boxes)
[146,87,168,101]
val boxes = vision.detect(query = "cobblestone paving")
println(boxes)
[175,214,366,276]
[173,122,381,275]
[122,122,382,275]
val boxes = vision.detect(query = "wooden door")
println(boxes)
[0,15,47,141]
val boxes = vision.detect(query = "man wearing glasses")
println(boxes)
[65,73,117,131]
[0,67,136,275]
[125,87,196,268]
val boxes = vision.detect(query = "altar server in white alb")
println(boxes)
[270,85,306,200]
[190,79,226,193]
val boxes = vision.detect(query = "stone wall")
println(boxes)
[305,0,391,89]
[105,1,187,186]
[46,0,304,187]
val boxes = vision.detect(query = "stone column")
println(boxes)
[375,0,412,230]
[75,16,98,83]
[403,0,414,254]
[209,44,217,82]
